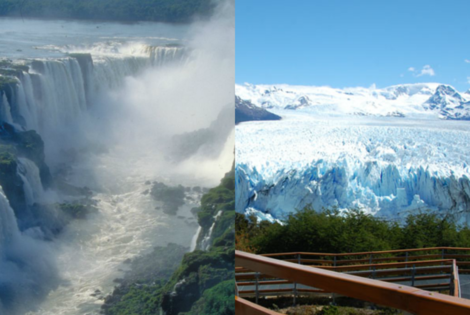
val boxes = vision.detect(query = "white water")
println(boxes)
[17,158,45,205]
[0,187,58,315]
[200,210,223,251]
[0,12,234,315]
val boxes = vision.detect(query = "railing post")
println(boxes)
[255,272,259,304]
[411,264,416,287]
[450,261,455,296]
[333,255,337,267]
[297,253,301,265]
[293,281,297,306]
[369,254,373,270]
[405,251,409,268]
[372,266,376,279]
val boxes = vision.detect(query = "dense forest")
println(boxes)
[236,207,470,254]
[0,0,217,23]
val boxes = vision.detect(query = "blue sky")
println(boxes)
[236,0,470,91]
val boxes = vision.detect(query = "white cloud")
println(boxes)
[407,65,436,77]
[416,65,435,77]
[465,59,470,63]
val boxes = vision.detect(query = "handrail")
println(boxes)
[236,250,470,315]
[261,247,470,258]
[235,296,282,315]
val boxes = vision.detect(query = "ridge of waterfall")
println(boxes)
[17,157,44,206]
[0,46,188,137]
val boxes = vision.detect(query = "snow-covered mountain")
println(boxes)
[235,82,470,225]
[236,83,470,120]
[235,96,281,124]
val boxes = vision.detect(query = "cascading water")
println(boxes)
[200,210,223,250]
[17,157,45,206]
[0,15,234,315]
[0,187,59,315]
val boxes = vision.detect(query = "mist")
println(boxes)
[0,0,234,314]
[45,0,236,188]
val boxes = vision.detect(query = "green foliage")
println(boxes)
[104,285,162,315]
[320,305,339,315]
[102,243,188,315]
[184,280,235,315]
[161,166,234,315]
[237,207,470,255]
[0,0,217,23]
[0,149,24,212]
[56,202,97,219]
[197,167,234,230]
[104,165,234,315]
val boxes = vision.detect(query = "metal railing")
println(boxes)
[236,250,470,315]
[256,247,470,272]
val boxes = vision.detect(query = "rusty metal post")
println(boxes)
[450,262,455,296]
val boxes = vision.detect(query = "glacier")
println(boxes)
[236,83,470,225]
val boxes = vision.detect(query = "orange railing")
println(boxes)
[257,247,470,272]
[236,250,470,315]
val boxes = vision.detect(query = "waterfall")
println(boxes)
[0,184,58,315]
[17,157,44,206]
[145,46,188,67]
[190,226,202,252]
[2,46,189,137]
[0,187,20,249]
[0,93,14,125]
[200,210,223,251]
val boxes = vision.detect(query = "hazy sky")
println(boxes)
[236,0,470,91]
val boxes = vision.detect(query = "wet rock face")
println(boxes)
[0,123,55,231]
[150,182,186,215]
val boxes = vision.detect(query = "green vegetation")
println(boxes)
[236,207,470,254]
[102,166,235,314]
[56,201,97,219]
[282,304,403,315]
[0,148,25,213]
[0,0,218,23]
[102,243,188,315]
[0,60,28,91]
[10,128,52,187]
[248,295,404,315]
[0,123,54,229]
[186,280,235,315]
[196,166,234,231]
[160,167,234,314]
